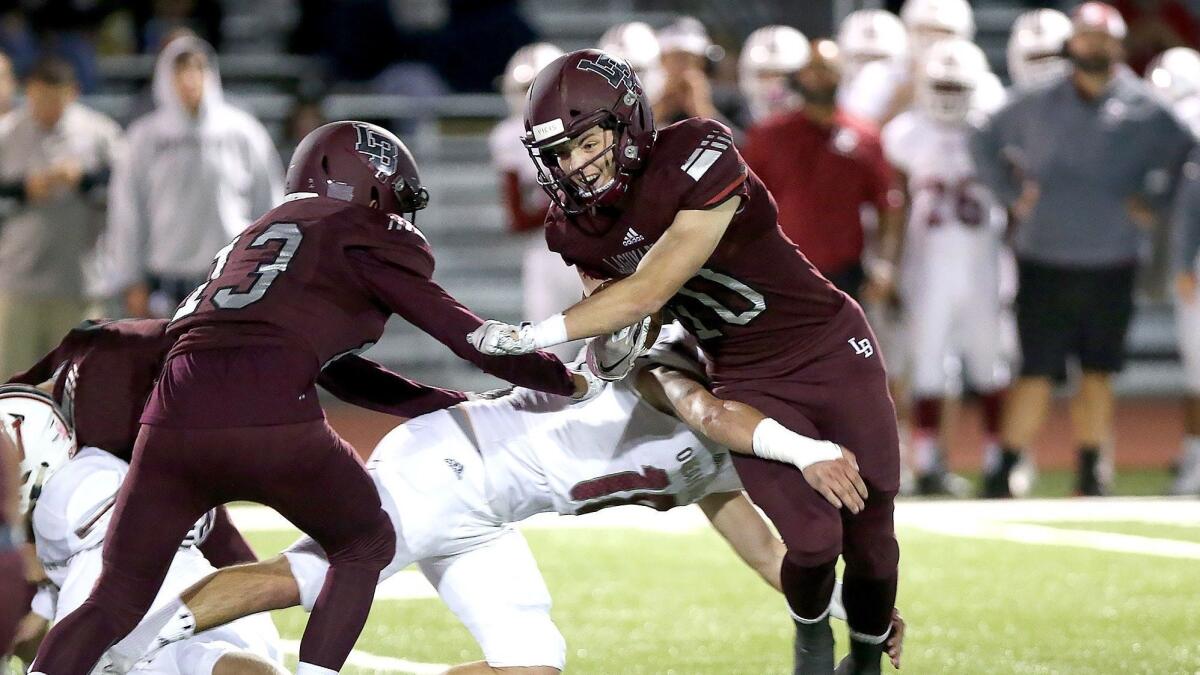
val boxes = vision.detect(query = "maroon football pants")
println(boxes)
[715,301,900,637]
[29,420,396,673]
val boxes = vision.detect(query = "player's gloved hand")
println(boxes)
[468,315,569,356]
[467,320,532,356]
[568,361,607,403]
[888,608,906,669]
[585,314,658,381]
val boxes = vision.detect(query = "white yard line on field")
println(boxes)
[279,639,449,673]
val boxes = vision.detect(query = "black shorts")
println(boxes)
[1015,259,1136,379]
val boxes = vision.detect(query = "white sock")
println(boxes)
[1184,435,1200,464]
[109,598,194,665]
[296,663,339,675]
[912,431,939,474]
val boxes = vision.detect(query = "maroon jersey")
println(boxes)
[545,118,845,381]
[9,319,172,462]
[161,195,573,425]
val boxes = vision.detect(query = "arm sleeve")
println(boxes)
[677,121,750,211]
[347,248,576,396]
[1139,111,1196,212]
[103,128,150,291]
[317,353,468,418]
[968,106,1022,205]
[197,505,258,568]
[1173,152,1200,272]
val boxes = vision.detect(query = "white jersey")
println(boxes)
[840,59,908,124]
[32,447,281,675]
[882,111,1011,394]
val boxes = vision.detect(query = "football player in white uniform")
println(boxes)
[882,39,1012,496]
[107,328,901,674]
[1,385,283,674]
[840,0,1004,124]
[1007,9,1074,91]
[738,25,811,126]
[598,21,665,104]
[1147,48,1200,494]
[489,43,582,361]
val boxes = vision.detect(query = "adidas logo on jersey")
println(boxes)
[622,227,645,247]
[445,458,464,480]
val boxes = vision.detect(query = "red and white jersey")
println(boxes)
[489,114,540,188]
[883,110,1006,297]
[546,117,845,383]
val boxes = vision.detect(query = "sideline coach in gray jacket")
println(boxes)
[970,2,1194,497]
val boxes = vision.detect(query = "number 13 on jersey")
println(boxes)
[173,222,305,322]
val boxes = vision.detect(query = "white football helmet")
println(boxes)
[837,10,908,81]
[1008,9,1072,89]
[1146,47,1200,105]
[917,38,989,124]
[599,21,664,100]
[739,25,810,123]
[657,16,712,57]
[502,42,565,115]
[0,385,76,515]
[900,0,975,63]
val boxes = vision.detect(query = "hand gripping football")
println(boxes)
[585,312,662,381]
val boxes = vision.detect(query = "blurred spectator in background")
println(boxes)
[488,42,580,360]
[104,35,282,319]
[0,57,121,379]
[743,38,901,303]
[654,17,726,128]
[0,0,118,93]
[1115,0,1200,73]
[0,51,14,115]
[736,25,809,128]
[970,2,1195,497]
[599,21,664,104]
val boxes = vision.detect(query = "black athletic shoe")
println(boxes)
[915,469,971,497]
[1076,449,1110,496]
[981,449,1021,498]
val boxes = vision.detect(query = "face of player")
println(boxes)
[551,125,618,198]
[1067,31,1122,75]
[797,40,842,106]
[173,52,208,115]
[25,80,77,130]
[661,50,706,78]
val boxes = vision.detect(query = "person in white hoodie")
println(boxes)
[105,35,283,319]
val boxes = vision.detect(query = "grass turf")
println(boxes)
[246,511,1200,675]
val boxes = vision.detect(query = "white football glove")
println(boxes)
[568,361,608,403]
[467,320,536,356]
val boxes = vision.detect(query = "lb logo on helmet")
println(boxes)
[577,53,639,92]
[353,122,399,178]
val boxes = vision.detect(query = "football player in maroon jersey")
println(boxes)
[28,122,603,675]
[469,50,900,674]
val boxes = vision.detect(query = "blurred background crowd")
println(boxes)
[2,0,1200,498]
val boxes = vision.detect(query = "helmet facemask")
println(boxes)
[920,79,974,123]
[529,114,629,215]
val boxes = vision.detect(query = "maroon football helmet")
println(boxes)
[523,49,655,215]
[285,121,430,221]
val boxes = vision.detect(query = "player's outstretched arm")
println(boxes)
[317,353,468,419]
[638,365,868,513]
[467,198,738,356]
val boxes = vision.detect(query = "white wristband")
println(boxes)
[529,313,569,349]
[751,418,843,470]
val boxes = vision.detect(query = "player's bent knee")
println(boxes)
[474,612,566,672]
[326,513,396,571]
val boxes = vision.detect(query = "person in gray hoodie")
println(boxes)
[103,35,283,318]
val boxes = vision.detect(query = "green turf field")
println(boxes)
[240,491,1200,675]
